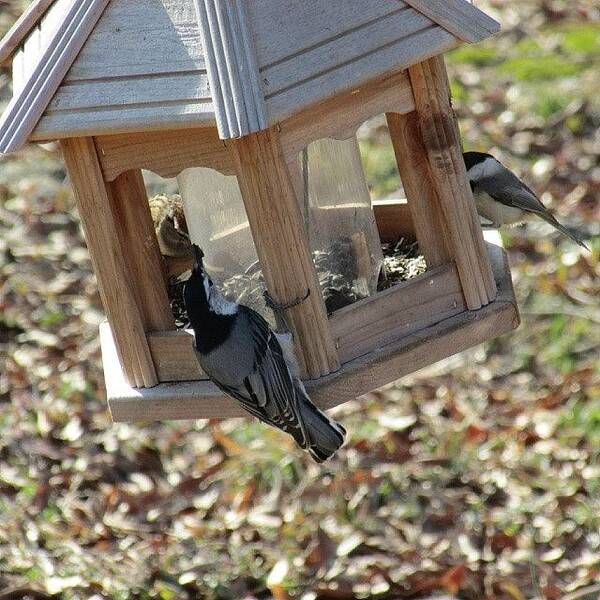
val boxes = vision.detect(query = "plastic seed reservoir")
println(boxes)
[174,136,425,326]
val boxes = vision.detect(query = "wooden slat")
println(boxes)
[61,137,157,388]
[0,0,55,66]
[231,127,340,379]
[192,0,267,138]
[407,56,496,309]
[147,330,206,382]
[330,263,465,364]
[105,245,518,421]
[94,128,235,182]
[27,0,214,142]
[386,111,451,267]
[12,18,42,95]
[106,168,175,332]
[48,72,211,111]
[265,25,457,123]
[372,199,415,243]
[32,101,217,143]
[0,0,110,153]
[261,8,430,97]
[249,0,403,68]
[279,69,415,165]
[404,0,500,43]
[64,0,204,80]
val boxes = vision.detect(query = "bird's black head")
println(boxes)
[183,244,213,321]
[463,151,494,171]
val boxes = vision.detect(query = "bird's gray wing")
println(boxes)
[474,160,548,215]
[475,161,589,249]
[219,307,309,448]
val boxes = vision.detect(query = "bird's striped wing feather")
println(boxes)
[218,307,308,448]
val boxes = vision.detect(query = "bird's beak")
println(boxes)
[191,244,205,271]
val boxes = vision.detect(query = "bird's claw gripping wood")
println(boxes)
[263,289,311,334]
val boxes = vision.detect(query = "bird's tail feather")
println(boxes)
[294,381,346,463]
[540,212,589,251]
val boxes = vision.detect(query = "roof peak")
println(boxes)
[0,0,56,66]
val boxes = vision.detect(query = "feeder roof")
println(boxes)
[0,0,499,153]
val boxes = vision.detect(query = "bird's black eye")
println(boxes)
[209,280,213,287]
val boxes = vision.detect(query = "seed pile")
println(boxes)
[168,237,426,327]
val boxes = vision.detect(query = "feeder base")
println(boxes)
[101,243,518,422]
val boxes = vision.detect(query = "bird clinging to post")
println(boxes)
[183,244,346,462]
[464,151,589,250]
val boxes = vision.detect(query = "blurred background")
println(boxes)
[0,1,598,599]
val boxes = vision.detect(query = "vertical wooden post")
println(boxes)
[62,138,158,388]
[400,56,497,309]
[386,111,451,269]
[107,168,175,332]
[230,128,340,379]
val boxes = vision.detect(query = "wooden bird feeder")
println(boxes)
[0,0,519,422]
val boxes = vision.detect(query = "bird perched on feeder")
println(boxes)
[149,193,193,258]
[464,151,589,250]
[183,244,346,462]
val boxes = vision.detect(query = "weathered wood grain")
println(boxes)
[147,330,207,382]
[94,128,235,182]
[0,0,55,66]
[62,137,157,388]
[192,0,266,138]
[404,0,500,43]
[231,127,340,379]
[0,0,110,153]
[386,111,451,267]
[330,263,465,364]
[407,56,496,308]
[265,24,458,123]
[278,69,415,166]
[106,168,175,333]
[30,0,212,141]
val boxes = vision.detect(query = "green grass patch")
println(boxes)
[499,55,583,82]
[559,23,600,55]
[358,140,400,199]
[449,44,497,66]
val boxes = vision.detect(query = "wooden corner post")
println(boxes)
[231,127,340,379]
[62,138,171,389]
[387,56,496,310]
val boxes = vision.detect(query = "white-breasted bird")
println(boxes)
[464,151,589,250]
[183,245,346,462]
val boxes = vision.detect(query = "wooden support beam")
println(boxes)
[386,111,451,268]
[106,168,175,332]
[61,138,158,388]
[406,56,496,309]
[230,127,340,379]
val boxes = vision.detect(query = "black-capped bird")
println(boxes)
[183,245,346,462]
[464,151,589,250]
